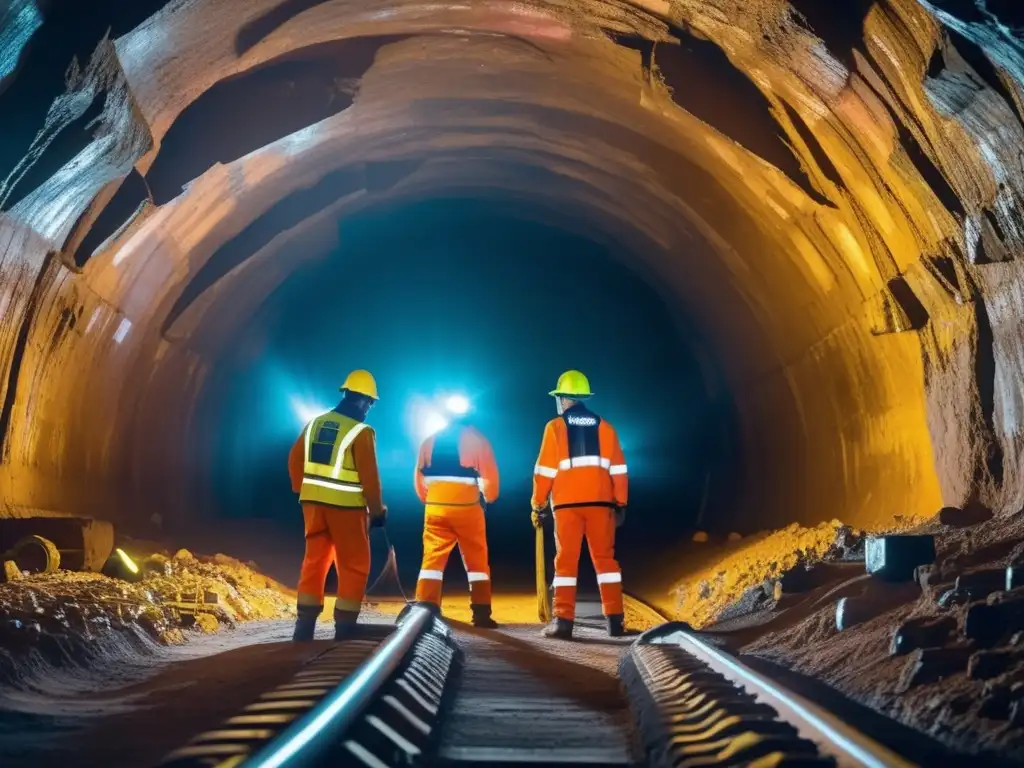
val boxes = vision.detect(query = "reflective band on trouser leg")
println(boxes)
[552,576,578,621]
[597,571,624,616]
[416,569,444,605]
[467,571,491,605]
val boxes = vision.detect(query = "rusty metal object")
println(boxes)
[3,534,60,574]
[0,517,113,572]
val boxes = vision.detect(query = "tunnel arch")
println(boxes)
[3,0,1024,602]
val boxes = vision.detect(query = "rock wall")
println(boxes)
[0,0,1023,537]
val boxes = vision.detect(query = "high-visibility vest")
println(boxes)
[299,411,369,509]
[420,425,482,505]
[533,404,628,510]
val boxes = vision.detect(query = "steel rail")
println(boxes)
[622,594,916,768]
[243,605,434,768]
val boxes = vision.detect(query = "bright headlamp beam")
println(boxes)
[445,394,470,415]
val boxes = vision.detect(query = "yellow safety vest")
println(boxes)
[299,412,369,509]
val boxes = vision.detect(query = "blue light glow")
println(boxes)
[290,396,329,426]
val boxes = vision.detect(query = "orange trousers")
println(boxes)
[415,504,492,607]
[552,505,623,620]
[296,503,370,612]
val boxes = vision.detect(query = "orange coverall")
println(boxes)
[288,427,384,612]
[414,424,500,608]
[532,404,628,620]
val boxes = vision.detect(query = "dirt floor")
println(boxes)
[671,510,1024,764]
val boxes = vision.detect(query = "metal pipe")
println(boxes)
[244,606,433,768]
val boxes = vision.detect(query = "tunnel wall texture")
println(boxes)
[1,0,1023,536]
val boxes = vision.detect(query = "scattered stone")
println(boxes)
[173,549,196,561]
[890,616,957,656]
[692,531,709,544]
[142,553,172,576]
[969,650,1017,680]
[955,569,1007,601]
[939,502,994,528]
[866,535,936,582]
[937,588,970,609]
[727,532,742,543]
[949,694,974,715]
[897,647,973,693]
[194,613,220,633]
[773,580,783,602]
[698,580,712,599]
[1,561,21,582]
[915,564,936,590]
[836,582,920,631]
[965,597,1024,648]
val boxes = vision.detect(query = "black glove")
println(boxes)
[370,506,388,529]
[614,506,626,528]
[531,507,550,529]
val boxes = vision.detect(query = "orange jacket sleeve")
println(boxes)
[414,437,431,503]
[531,420,559,509]
[606,422,629,507]
[288,430,305,494]
[351,427,384,515]
[471,429,500,504]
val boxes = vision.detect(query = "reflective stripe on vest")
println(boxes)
[300,413,368,508]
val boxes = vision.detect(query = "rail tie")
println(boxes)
[621,621,917,768]
[158,606,459,767]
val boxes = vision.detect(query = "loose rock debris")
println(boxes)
[0,546,295,688]
[697,511,1024,760]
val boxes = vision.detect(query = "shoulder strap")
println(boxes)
[331,422,369,478]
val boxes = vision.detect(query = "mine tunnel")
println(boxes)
[2,0,1024,766]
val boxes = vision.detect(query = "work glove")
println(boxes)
[370,505,388,529]
[614,506,627,528]
[531,507,550,529]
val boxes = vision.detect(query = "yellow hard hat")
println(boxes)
[549,370,593,398]
[340,370,379,400]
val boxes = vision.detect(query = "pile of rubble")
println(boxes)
[735,507,1024,759]
[668,519,865,628]
[0,547,295,687]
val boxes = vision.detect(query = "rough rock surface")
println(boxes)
[1,0,1024,554]
[737,512,1024,760]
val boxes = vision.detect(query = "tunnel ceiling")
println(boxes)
[2,0,1024,540]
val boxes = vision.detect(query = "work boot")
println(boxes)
[334,608,360,641]
[607,613,625,638]
[292,604,322,642]
[542,617,574,640]
[471,604,498,629]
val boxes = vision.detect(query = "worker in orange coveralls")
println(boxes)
[531,370,628,639]
[414,397,500,628]
[288,370,387,642]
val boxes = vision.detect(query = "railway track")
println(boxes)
[156,598,919,767]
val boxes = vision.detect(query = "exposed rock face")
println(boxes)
[1,0,1023,539]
